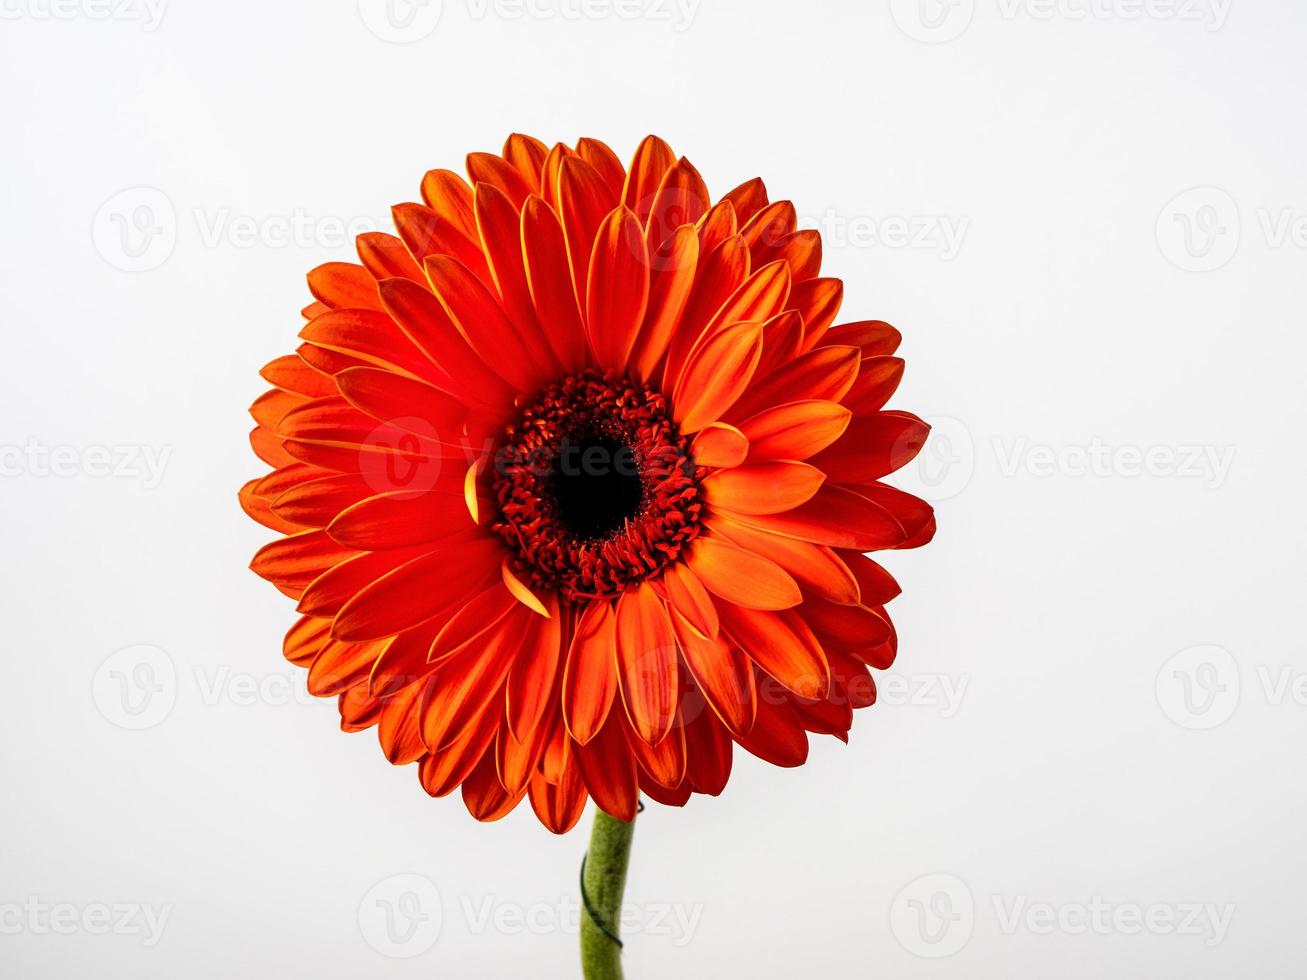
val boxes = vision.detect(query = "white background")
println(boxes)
[2,0,1305,976]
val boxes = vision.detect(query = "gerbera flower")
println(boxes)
[240,134,935,834]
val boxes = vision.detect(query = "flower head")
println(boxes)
[241,134,935,832]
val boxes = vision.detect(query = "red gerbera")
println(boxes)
[240,133,935,833]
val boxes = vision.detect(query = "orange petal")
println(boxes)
[250,529,356,592]
[793,277,844,348]
[740,400,852,461]
[644,157,709,252]
[423,254,543,393]
[661,561,718,639]
[505,595,563,741]
[842,355,906,414]
[615,583,679,744]
[327,490,470,550]
[684,534,801,610]
[626,714,686,789]
[621,135,676,222]
[391,202,489,281]
[428,582,517,663]
[574,716,639,821]
[298,546,429,617]
[501,558,550,617]
[739,201,796,253]
[672,320,764,434]
[462,752,527,822]
[556,156,617,312]
[420,169,478,238]
[586,206,650,370]
[702,259,791,339]
[811,411,930,483]
[629,224,698,381]
[695,200,738,254]
[707,514,860,605]
[822,320,903,356]
[754,309,806,377]
[332,535,502,642]
[420,607,525,749]
[702,461,825,515]
[355,231,424,284]
[690,423,748,468]
[575,137,626,200]
[722,176,768,224]
[299,308,442,386]
[376,277,517,414]
[720,484,909,551]
[725,345,861,422]
[466,151,532,208]
[720,606,830,700]
[472,183,560,372]
[306,262,380,311]
[501,132,549,192]
[521,195,589,373]
[671,608,754,737]
[663,235,750,386]
[529,760,588,834]
[562,600,618,745]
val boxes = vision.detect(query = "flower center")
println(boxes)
[491,370,702,600]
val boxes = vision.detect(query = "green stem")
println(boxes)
[580,807,636,980]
